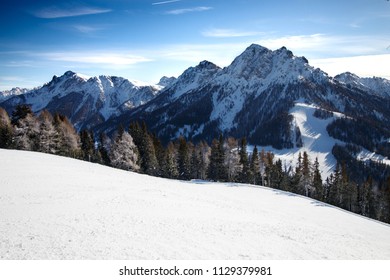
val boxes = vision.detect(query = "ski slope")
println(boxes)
[1,149,390,260]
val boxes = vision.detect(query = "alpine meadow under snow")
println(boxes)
[1,149,390,260]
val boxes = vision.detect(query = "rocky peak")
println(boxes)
[158,76,177,88]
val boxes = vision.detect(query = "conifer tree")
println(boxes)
[312,157,323,201]
[163,142,179,179]
[190,144,202,179]
[238,137,251,183]
[259,149,267,186]
[37,110,56,154]
[207,136,227,181]
[12,109,39,151]
[177,137,191,180]
[152,133,165,177]
[224,137,240,182]
[301,151,312,196]
[196,141,210,180]
[98,132,111,166]
[361,176,376,218]
[129,122,159,175]
[0,107,13,148]
[264,152,275,187]
[80,129,95,161]
[109,127,139,172]
[11,104,33,125]
[250,146,261,185]
[328,164,342,206]
[52,113,80,157]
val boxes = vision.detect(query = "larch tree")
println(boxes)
[0,107,13,148]
[37,110,57,154]
[109,127,140,172]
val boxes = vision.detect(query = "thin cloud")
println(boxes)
[165,6,213,15]
[32,6,112,19]
[202,28,264,38]
[152,0,181,5]
[73,25,105,34]
[40,51,152,66]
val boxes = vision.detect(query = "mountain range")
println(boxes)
[1,44,390,179]
[0,72,176,130]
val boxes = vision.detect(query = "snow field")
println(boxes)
[0,149,390,259]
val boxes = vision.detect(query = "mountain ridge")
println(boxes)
[1,44,390,178]
[0,71,164,130]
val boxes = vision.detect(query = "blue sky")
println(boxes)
[1,0,389,90]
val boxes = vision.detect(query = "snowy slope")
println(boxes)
[1,149,390,260]
[270,102,344,179]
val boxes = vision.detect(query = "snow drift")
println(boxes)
[0,149,389,259]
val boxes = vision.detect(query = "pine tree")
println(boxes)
[250,146,261,185]
[11,104,33,125]
[129,122,159,175]
[190,144,202,179]
[177,137,191,180]
[80,130,95,161]
[163,142,179,179]
[109,128,139,171]
[327,164,341,206]
[361,177,376,218]
[301,151,312,196]
[152,133,165,177]
[312,157,323,201]
[98,132,111,166]
[340,162,356,211]
[238,138,251,183]
[197,141,210,180]
[207,136,227,181]
[264,152,275,187]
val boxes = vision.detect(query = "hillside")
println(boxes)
[1,149,389,259]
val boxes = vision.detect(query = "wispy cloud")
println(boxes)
[32,6,112,19]
[152,0,181,5]
[202,28,264,38]
[165,6,213,15]
[40,51,152,67]
[73,25,105,34]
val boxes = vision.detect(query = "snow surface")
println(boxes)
[286,102,343,179]
[1,149,390,260]
[250,101,390,180]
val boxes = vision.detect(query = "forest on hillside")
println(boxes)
[1,105,390,224]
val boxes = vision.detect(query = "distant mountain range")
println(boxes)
[1,44,390,178]
[0,72,176,130]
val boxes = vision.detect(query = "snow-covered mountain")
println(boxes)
[335,72,390,98]
[118,44,388,143]
[1,149,390,259]
[99,44,390,178]
[0,71,163,130]
[157,76,177,88]
[2,44,390,179]
[0,87,30,102]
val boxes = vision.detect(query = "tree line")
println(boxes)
[1,105,390,224]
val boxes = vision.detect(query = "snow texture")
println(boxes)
[1,149,390,260]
